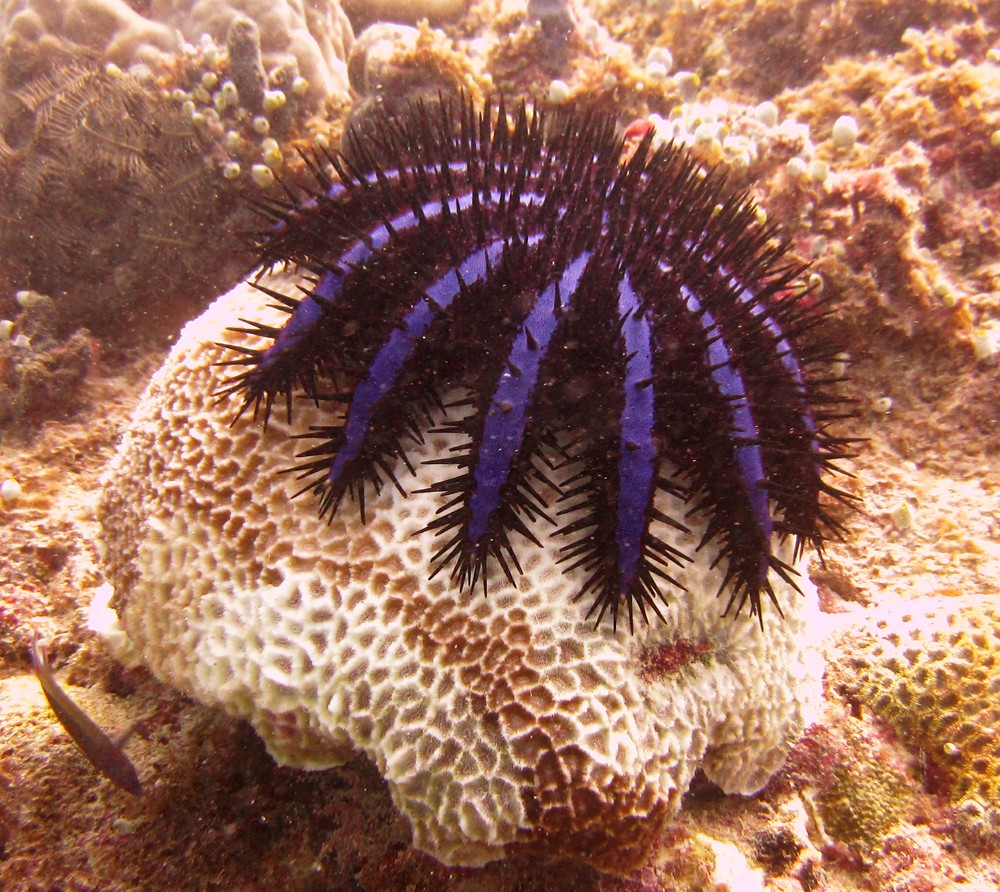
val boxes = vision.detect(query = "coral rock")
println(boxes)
[0,64,230,334]
[1,0,352,101]
[342,0,469,27]
[837,595,1000,847]
[97,275,823,871]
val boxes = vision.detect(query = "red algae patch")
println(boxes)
[639,639,713,681]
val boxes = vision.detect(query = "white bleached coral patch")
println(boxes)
[97,274,823,872]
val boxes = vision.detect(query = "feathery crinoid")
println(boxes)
[216,97,856,632]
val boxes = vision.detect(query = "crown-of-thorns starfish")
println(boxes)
[217,97,857,631]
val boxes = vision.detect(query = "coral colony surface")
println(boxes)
[0,0,999,891]
[97,95,846,870]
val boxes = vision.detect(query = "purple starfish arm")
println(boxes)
[614,274,657,597]
[466,251,590,544]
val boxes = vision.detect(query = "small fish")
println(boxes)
[31,633,142,796]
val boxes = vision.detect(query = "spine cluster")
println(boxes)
[218,98,855,631]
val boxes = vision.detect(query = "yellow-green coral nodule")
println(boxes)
[840,596,1000,846]
[816,758,908,851]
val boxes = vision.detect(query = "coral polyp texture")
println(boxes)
[838,596,1000,847]
[219,100,852,630]
[96,101,852,870]
[98,275,823,871]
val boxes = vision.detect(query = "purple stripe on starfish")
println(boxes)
[614,274,656,594]
[466,251,591,544]
[726,271,819,445]
[680,284,772,576]
[666,247,819,454]
[339,188,547,268]
[257,186,545,374]
[256,270,342,372]
[349,161,472,192]
[328,237,539,489]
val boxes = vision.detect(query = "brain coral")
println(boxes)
[97,275,823,872]
[838,596,1000,847]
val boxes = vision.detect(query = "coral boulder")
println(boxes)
[97,275,823,872]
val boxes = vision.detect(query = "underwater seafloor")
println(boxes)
[0,0,999,889]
